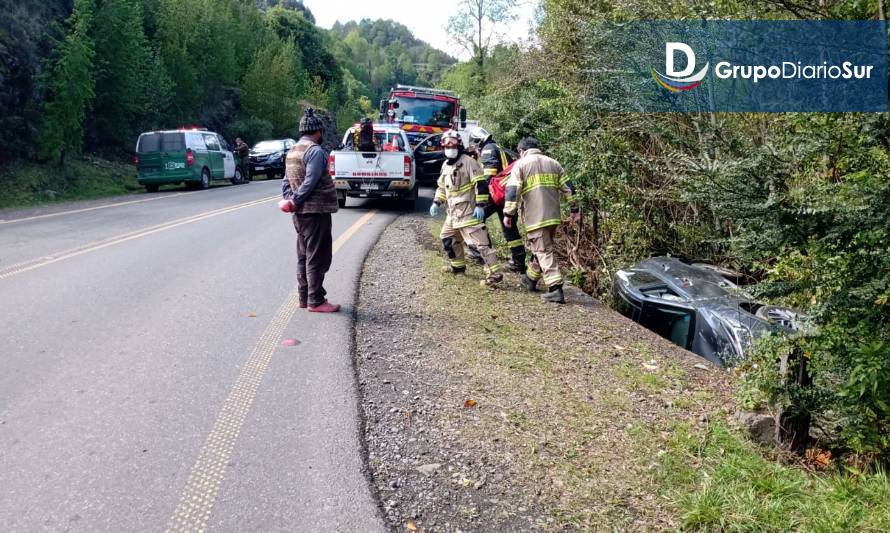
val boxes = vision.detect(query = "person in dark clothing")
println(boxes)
[467,127,527,273]
[280,108,340,313]
[235,137,250,180]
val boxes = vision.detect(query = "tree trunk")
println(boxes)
[776,347,812,453]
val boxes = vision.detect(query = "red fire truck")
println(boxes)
[379,85,468,147]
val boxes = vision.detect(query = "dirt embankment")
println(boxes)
[354,214,734,532]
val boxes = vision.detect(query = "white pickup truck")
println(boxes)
[329,124,419,208]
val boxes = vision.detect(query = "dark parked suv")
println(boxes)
[248,139,296,180]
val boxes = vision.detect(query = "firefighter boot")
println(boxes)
[541,285,566,304]
[442,264,467,274]
[480,272,504,287]
[507,258,526,273]
[520,274,539,292]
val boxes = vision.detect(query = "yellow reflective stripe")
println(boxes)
[560,175,570,186]
[520,173,562,195]
[485,263,502,274]
[475,195,490,203]
[527,269,542,280]
[506,239,524,248]
[504,201,518,212]
[451,260,467,267]
[500,150,508,169]
[544,274,564,284]
[525,219,561,231]
[435,193,447,202]
[484,168,497,176]
[454,218,484,229]
[564,194,576,203]
[472,174,486,183]
[447,181,475,196]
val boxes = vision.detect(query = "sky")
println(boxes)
[302,0,540,61]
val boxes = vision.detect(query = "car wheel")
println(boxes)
[145,184,159,193]
[755,305,808,333]
[402,187,418,210]
[231,167,244,185]
[200,168,211,190]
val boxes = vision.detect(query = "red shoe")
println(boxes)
[308,300,341,313]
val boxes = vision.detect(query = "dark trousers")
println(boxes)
[484,204,527,268]
[293,213,333,307]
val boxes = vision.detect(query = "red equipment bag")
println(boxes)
[489,161,516,207]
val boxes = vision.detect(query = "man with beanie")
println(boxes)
[280,108,341,313]
[503,137,579,304]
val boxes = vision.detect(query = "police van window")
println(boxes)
[203,134,220,151]
[137,133,160,153]
[161,132,185,152]
[186,133,203,150]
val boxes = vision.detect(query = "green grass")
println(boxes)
[0,156,144,210]
[421,217,890,531]
[655,422,890,532]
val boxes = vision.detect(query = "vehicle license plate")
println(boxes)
[255,166,265,171]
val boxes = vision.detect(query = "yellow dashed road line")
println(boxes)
[165,210,377,532]
[0,196,278,281]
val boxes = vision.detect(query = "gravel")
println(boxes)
[355,215,543,532]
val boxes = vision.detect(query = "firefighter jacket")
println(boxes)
[434,153,488,229]
[479,139,508,179]
[503,149,576,232]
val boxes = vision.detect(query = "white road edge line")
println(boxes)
[0,196,279,281]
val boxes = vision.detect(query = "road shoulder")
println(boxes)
[354,214,736,531]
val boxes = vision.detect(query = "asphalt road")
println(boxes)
[0,180,419,532]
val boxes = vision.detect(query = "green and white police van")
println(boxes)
[135,129,245,192]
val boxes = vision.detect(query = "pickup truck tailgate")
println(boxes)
[330,152,410,179]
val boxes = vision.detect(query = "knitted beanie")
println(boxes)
[299,108,324,134]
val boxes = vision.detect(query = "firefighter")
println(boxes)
[468,127,527,273]
[235,137,250,180]
[503,137,580,304]
[430,130,503,287]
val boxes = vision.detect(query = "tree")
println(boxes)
[241,39,301,135]
[445,0,518,88]
[89,0,149,149]
[40,0,97,164]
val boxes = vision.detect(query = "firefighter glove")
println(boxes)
[474,206,485,221]
[429,202,441,217]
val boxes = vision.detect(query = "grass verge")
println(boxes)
[0,156,143,210]
[421,218,890,531]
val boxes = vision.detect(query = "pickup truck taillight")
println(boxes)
[329,154,336,175]
[186,149,195,167]
[404,155,411,177]
[132,154,139,166]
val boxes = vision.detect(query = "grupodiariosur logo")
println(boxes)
[651,42,709,92]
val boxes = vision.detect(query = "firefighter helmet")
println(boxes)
[468,126,492,146]
[441,129,463,147]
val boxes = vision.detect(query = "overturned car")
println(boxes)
[613,257,807,367]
